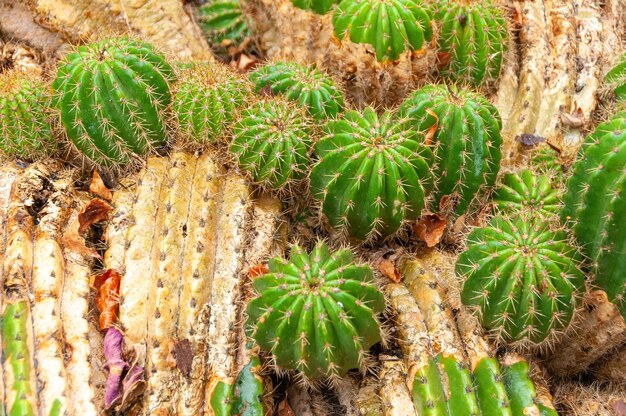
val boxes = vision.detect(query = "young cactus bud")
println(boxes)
[197,1,251,54]
[604,52,626,102]
[230,98,312,189]
[0,70,55,160]
[494,169,562,219]
[291,0,339,14]
[250,62,344,120]
[333,0,433,62]
[457,214,585,344]
[52,37,175,168]
[309,107,434,240]
[433,0,508,88]
[562,111,626,319]
[246,242,386,380]
[399,84,502,215]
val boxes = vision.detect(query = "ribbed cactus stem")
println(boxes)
[494,169,562,219]
[605,52,626,102]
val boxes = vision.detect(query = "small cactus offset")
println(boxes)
[52,37,175,168]
[433,0,508,87]
[207,355,264,416]
[457,214,585,344]
[604,52,626,102]
[333,0,433,62]
[494,169,562,219]
[174,63,250,144]
[246,242,386,380]
[197,1,251,53]
[250,62,344,120]
[562,111,626,319]
[230,98,312,189]
[0,71,55,160]
[291,0,339,14]
[309,107,434,240]
[399,84,502,215]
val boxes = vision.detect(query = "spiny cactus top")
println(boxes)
[230,98,312,189]
[605,52,626,102]
[457,215,585,344]
[0,71,54,160]
[246,242,385,380]
[310,107,434,240]
[52,37,175,168]
[250,62,344,120]
[291,0,339,14]
[433,0,508,87]
[399,84,502,215]
[174,63,250,144]
[494,169,562,219]
[333,0,433,62]
[562,111,626,319]
[197,1,251,53]
[530,144,566,181]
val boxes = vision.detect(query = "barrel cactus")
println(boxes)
[197,0,251,53]
[433,0,508,87]
[0,71,54,160]
[309,107,434,240]
[605,52,626,102]
[399,84,502,215]
[457,214,585,344]
[291,0,339,14]
[250,62,344,120]
[52,37,175,168]
[333,0,434,62]
[246,242,386,380]
[230,98,312,189]
[562,111,626,319]
[174,63,250,144]
[494,169,562,219]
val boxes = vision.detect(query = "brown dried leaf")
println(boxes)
[171,339,194,379]
[277,398,296,416]
[560,107,585,128]
[248,264,269,279]
[89,169,112,201]
[436,51,451,67]
[516,133,546,147]
[424,108,439,146]
[231,53,257,72]
[79,198,112,234]
[94,269,121,331]
[378,259,401,283]
[62,214,100,258]
[413,214,447,247]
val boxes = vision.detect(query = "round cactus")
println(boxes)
[457,214,585,344]
[0,71,55,160]
[291,0,339,14]
[230,99,312,189]
[399,84,502,215]
[197,0,251,53]
[604,52,626,102]
[494,169,562,219]
[52,37,175,168]
[246,242,385,380]
[433,0,508,87]
[175,63,250,144]
[309,107,434,240]
[529,144,566,181]
[333,0,433,62]
[250,62,344,120]
[562,111,626,319]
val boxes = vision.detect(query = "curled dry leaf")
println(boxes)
[560,107,585,128]
[119,364,146,411]
[62,210,100,258]
[94,269,121,331]
[278,398,296,416]
[424,108,439,146]
[78,198,112,234]
[248,263,269,278]
[378,259,401,283]
[516,133,546,146]
[89,169,113,201]
[413,214,447,248]
[104,327,128,409]
[436,51,452,67]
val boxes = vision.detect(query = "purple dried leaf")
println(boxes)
[119,364,146,411]
[104,327,129,409]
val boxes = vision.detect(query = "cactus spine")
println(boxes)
[197,1,251,54]
[494,169,562,219]
[291,0,339,14]
[246,242,386,380]
[605,53,626,102]
[52,37,175,167]
[562,111,626,319]
[333,0,433,62]
[399,84,502,215]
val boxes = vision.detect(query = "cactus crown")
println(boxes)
[291,0,339,14]
[246,241,385,380]
[52,37,175,168]
[604,52,626,102]
[333,0,433,62]
[433,0,508,87]
[310,107,434,240]
[250,62,344,120]
[457,214,585,344]
[197,0,251,53]
[0,71,55,160]
[494,169,562,219]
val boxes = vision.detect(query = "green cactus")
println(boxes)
[197,1,251,53]
[174,63,250,144]
[250,62,344,120]
[562,111,626,319]
[52,37,175,168]
[604,53,626,102]
[494,170,562,219]
[333,0,433,62]
[399,84,502,215]
[309,107,434,240]
[530,144,566,181]
[457,214,585,344]
[433,0,508,87]
[291,0,339,14]
[208,355,264,416]
[246,242,385,379]
[230,98,312,189]
[0,71,55,160]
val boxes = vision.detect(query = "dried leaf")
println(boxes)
[104,328,128,409]
[560,107,585,128]
[90,169,112,201]
[248,264,269,278]
[119,364,145,411]
[378,259,401,283]
[94,269,121,331]
[436,51,451,67]
[172,339,194,379]
[613,399,626,416]
[424,108,439,146]
[62,213,100,258]
[516,133,546,146]
[413,214,447,247]
[79,198,112,234]
[231,53,257,72]
[277,398,296,416]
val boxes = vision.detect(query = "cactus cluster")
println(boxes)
[494,169,562,219]
[457,214,585,344]
[246,242,386,380]
[197,0,251,53]
[562,111,626,319]
[605,52,626,102]
[310,107,434,240]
